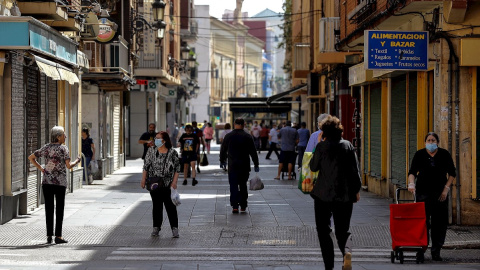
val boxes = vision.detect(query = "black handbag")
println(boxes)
[146,176,164,191]
[200,151,209,166]
[146,149,170,191]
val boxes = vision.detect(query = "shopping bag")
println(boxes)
[89,160,99,174]
[171,187,181,206]
[200,152,209,166]
[249,173,264,191]
[298,152,318,194]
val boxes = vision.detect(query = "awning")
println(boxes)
[36,60,61,80]
[57,67,79,85]
[34,55,79,85]
[266,83,307,105]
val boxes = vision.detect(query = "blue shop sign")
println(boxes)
[0,20,76,65]
[364,30,428,71]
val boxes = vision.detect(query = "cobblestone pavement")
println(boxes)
[0,145,479,269]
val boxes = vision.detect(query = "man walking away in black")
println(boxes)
[309,115,361,270]
[138,123,156,159]
[192,121,205,173]
[220,118,260,213]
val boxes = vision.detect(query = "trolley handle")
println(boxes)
[395,188,416,204]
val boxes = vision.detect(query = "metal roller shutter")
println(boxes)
[11,52,26,192]
[476,67,480,199]
[26,65,40,211]
[364,87,369,174]
[390,75,407,187]
[48,77,57,130]
[370,83,382,178]
[113,93,120,170]
[408,73,418,171]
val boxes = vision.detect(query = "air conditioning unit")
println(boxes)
[319,17,340,53]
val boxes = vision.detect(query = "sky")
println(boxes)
[193,0,284,19]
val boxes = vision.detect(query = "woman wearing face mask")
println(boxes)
[407,132,456,262]
[141,131,181,238]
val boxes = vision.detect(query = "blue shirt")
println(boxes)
[306,130,322,152]
[297,128,310,147]
[278,126,299,151]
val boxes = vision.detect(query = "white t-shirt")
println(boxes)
[269,128,279,143]
[220,129,232,142]
[251,125,262,138]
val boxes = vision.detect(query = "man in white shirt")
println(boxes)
[250,121,262,152]
[265,124,280,160]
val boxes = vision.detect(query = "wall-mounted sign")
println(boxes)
[96,18,117,43]
[136,79,148,85]
[364,30,428,71]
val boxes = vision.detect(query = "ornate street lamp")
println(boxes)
[181,46,190,60]
[188,54,196,69]
[154,20,167,39]
[187,81,195,92]
[194,84,200,95]
[152,0,166,21]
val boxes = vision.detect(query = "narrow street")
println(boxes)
[0,145,479,270]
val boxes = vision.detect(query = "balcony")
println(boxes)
[82,37,134,91]
[17,1,68,21]
[293,43,310,79]
[134,46,163,77]
[317,17,360,65]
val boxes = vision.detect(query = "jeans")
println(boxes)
[82,156,92,181]
[42,184,66,237]
[314,199,353,269]
[297,146,306,168]
[228,171,249,208]
[253,137,260,150]
[266,142,280,159]
[260,137,268,151]
[150,187,178,228]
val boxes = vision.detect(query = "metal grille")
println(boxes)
[11,52,25,192]
[370,83,382,178]
[26,65,40,211]
[390,75,407,187]
[113,93,120,170]
[408,73,418,172]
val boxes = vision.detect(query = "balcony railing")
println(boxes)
[294,43,310,71]
[319,17,340,53]
[137,46,163,69]
[84,37,130,74]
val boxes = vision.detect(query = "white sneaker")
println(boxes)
[172,227,179,238]
[151,227,160,237]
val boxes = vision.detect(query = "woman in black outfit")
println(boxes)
[81,127,95,182]
[408,132,456,261]
[309,116,361,270]
[141,131,181,238]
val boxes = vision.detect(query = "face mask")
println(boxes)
[426,143,438,152]
[155,139,164,148]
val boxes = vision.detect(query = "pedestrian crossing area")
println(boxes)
[106,246,392,263]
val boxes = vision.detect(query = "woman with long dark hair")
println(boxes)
[141,131,181,238]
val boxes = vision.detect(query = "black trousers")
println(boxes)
[266,142,280,159]
[150,187,178,228]
[422,198,448,255]
[314,199,353,269]
[260,137,268,150]
[228,171,249,208]
[42,184,66,237]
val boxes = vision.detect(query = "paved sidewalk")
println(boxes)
[0,145,479,269]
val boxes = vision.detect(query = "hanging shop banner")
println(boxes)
[364,30,428,71]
